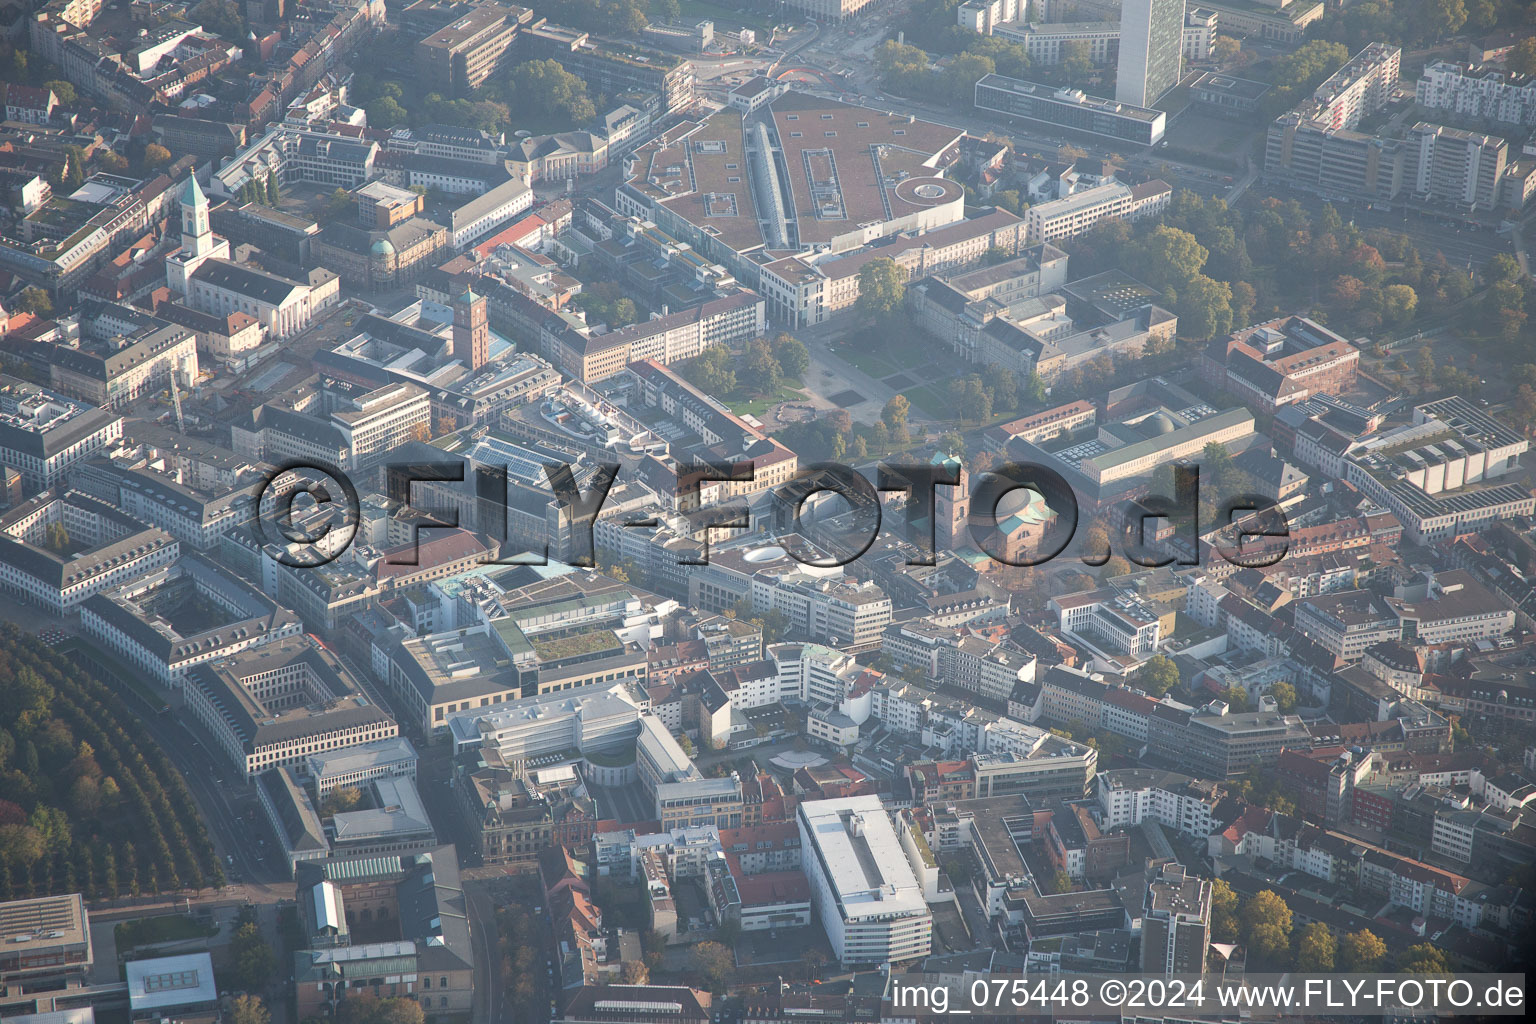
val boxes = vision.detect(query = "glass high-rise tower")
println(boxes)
[1116,0,1184,108]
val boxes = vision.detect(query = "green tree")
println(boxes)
[1240,890,1293,962]
[655,0,681,21]
[368,96,408,128]
[1132,226,1209,292]
[192,0,248,42]
[692,940,734,990]
[944,53,995,106]
[12,287,52,317]
[1337,929,1386,972]
[505,59,596,124]
[686,345,736,395]
[1397,942,1449,973]
[1061,39,1094,79]
[771,334,809,381]
[1295,922,1336,971]
[743,338,782,395]
[229,922,275,990]
[1220,685,1249,713]
[143,143,172,170]
[1051,870,1073,894]
[882,394,911,439]
[1270,681,1298,712]
[1211,879,1239,942]
[230,995,270,1024]
[1212,36,1241,63]
[1139,655,1180,698]
[1508,37,1536,77]
[856,257,906,324]
[1176,274,1234,341]
[44,80,76,105]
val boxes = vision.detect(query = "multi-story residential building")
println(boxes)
[798,796,933,966]
[1408,122,1509,211]
[1300,40,1402,130]
[957,0,1021,34]
[415,3,533,97]
[1022,180,1172,245]
[184,636,399,778]
[1117,0,1185,107]
[975,75,1166,145]
[1095,769,1221,837]
[1417,60,1536,127]
[0,377,123,490]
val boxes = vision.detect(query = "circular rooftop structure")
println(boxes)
[743,545,787,563]
[894,176,963,208]
[1141,411,1177,436]
[370,237,396,256]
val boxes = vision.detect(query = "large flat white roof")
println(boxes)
[125,952,217,1012]
[799,795,928,921]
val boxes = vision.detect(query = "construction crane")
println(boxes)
[167,362,187,434]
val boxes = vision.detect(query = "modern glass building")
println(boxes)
[975,74,1166,146]
[1117,0,1185,107]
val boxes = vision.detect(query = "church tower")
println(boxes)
[182,174,213,258]
[166,174,229,294]
[452,284,489,370]
[933,451,970,557]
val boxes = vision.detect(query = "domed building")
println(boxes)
[311,181,448,291]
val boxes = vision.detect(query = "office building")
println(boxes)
[308,737,419,798]
[0,377,123,491]
[183,635,399,777]
[0,895,92,1004]
[1022,179,1172,244]
[1139,862,1211,976]
[798,796,934,966]
[80,554,303,691]
[1340,396,1533,544]
[997,21,1122,67]
[1147,698,1311,779]
[125,953,218,1022]
[415,3,533,97]
[975,75,1166,146]
[0,489,179,614]
[1117,0,1184,107]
